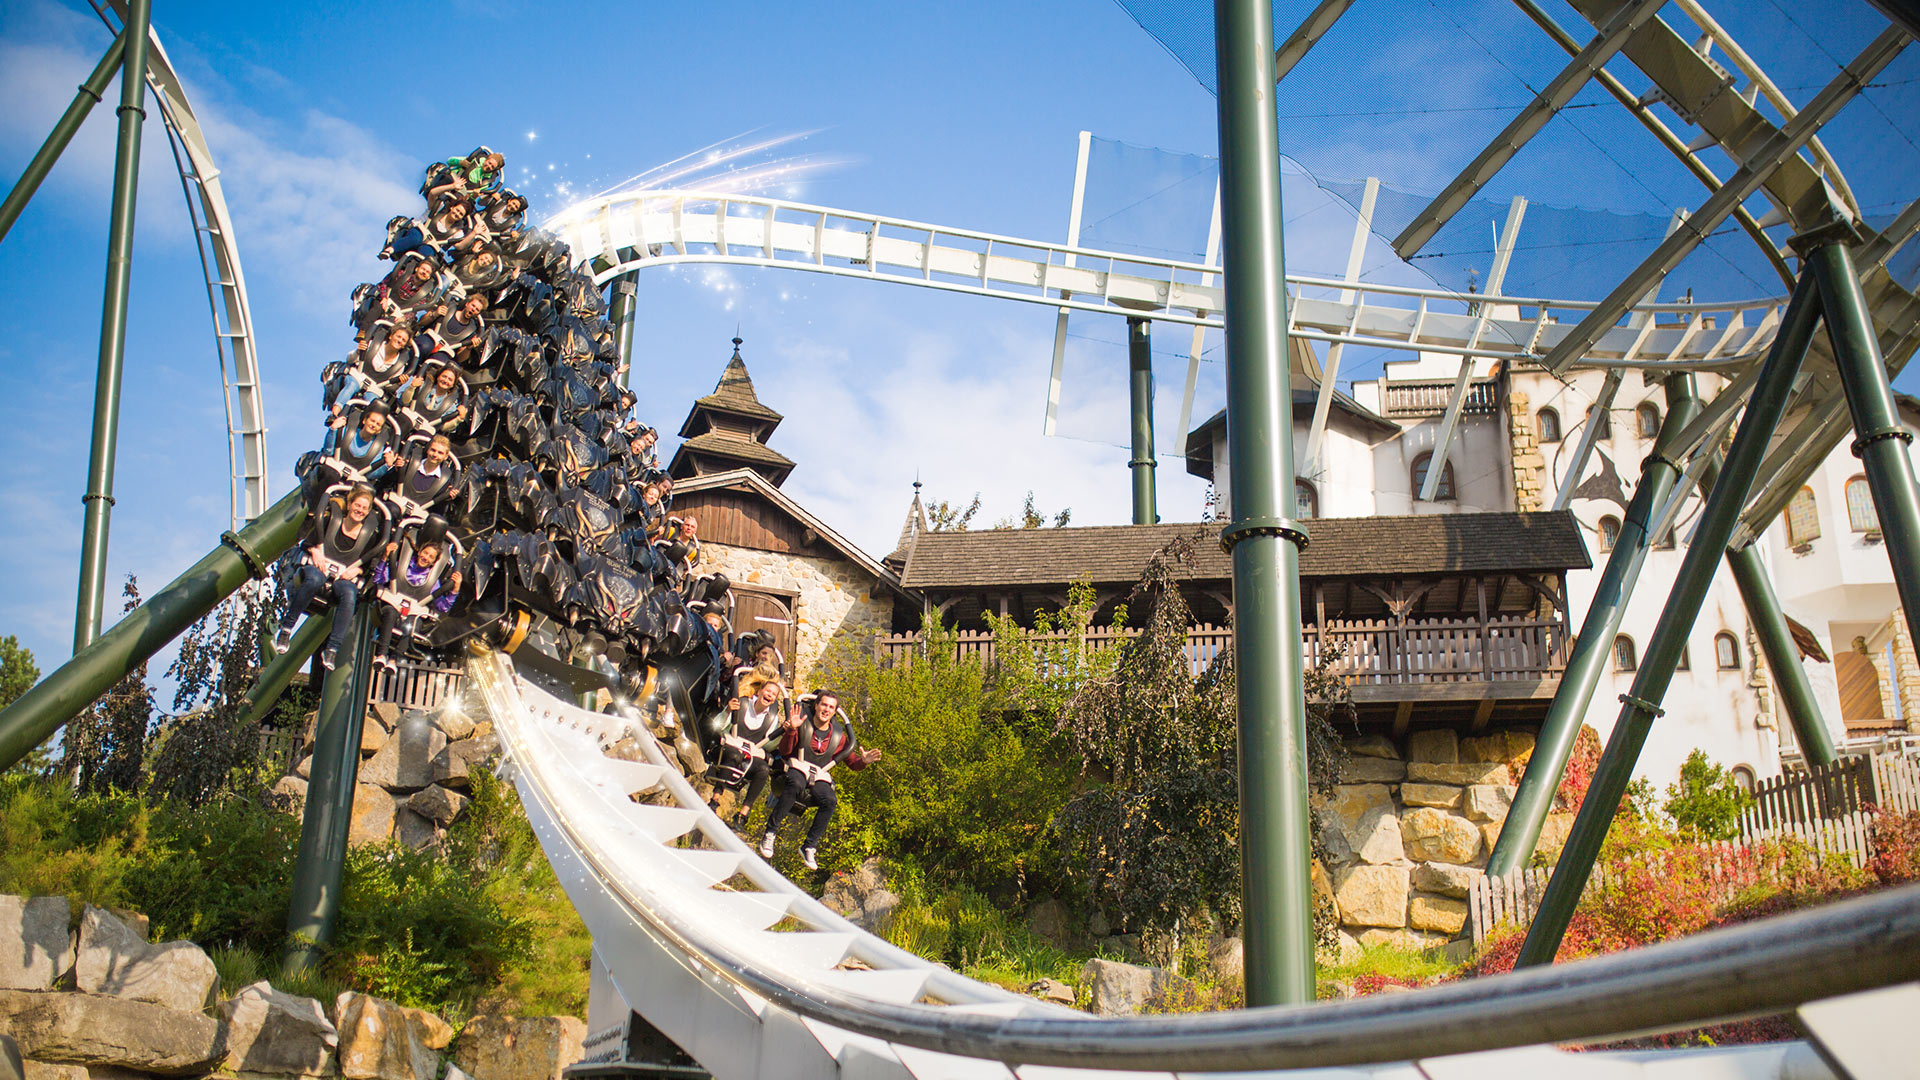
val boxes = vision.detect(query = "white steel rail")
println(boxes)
[474,651,1920,1080]
[550,189,1791,372]
[97,1,270,522]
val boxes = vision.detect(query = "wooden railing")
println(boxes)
[1382,379,1499,417]
[873,616,1567,685]
[369,661,467,710]
[1743,750,1920,830]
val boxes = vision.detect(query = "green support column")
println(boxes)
[1212,0,1316,1006]
[1487,373,1701,876]
[283,603,378,974]
[1127,317,1158,525]
[1696,453,1839,767]
[0,490,306,772]
[236,616,328,730]
[1810,243,1920,653]
[1517,271,1824,968]
[0,32,126,245]
[74,0,154,654]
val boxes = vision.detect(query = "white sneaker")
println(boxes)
[273,628,292,654]
[801,847,818,871]
[759,834,775,858]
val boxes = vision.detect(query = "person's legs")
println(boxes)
[324,578,358,658]
[741,756,770,808]
[802,781,838,851]
[761,767,809,855]
[282,567,328,629]
[376,604,404,659]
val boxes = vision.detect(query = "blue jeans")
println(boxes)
[282,565,358,655]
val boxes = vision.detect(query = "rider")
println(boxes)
[310,401,401,508]
[760,689,857,870]
[370,534,462,671]
[396,359,469,438]
[379,433,463,524]
[708,664,786,828]
[275,484,389,670]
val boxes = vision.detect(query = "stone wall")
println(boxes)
[696,541,896,683]
[1317,725,1572,952]
[280,701,494,850]
[1507,389,1547,513]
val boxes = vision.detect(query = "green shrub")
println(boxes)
[1663,750,1754,840]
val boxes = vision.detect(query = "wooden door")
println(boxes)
[1836,650,1885,728]
[731,588,796,673]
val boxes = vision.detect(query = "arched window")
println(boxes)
[1537,407,1562,444]
[1636,402,1661,439]
[1846,476,1879,533]
[1715,631,1740,670]
[1294,479,1318,520]
[1587,405,1612,440]
[1613,635,1638,672]
[1787,486,1821,549]
[1730,764,1757,794]
[1411,452,1456,501]
[1598,515,1621,553]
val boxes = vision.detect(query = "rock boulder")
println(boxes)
[819,859,900,935]
[1404,729,1458,764]
[348,785,397,846]
[406,786,469,826]
[0,990,224,1075]
[71,907,216,1013]
[220,981,337,1077]
[1322,785,1402,866]
[358,718,446,793]
[451,1014,585,1080]
[1331,865,1410,928]
[1078,959,1194,1018]
[1401,808,1482,864]
[1410,862,1480,900]
[333,992,437,1080]
[1407,894,1468,934]
[0,896,72,990]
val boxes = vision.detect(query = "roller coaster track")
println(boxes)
[472,651,1920,1080]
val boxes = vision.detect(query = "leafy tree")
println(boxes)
[148,587,280,805]
[61,577,154,795]
[1052,531,1348,954]
[0,635,38,709]
[993,491,1071,530]
[926,493,981,532]
[1662,749,1754,840]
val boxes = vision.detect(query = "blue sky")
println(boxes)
[2,0,1916,673]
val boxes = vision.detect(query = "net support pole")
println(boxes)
[1486,372,1701,876]
[1810,242,1920,654]
[283,601,379,974]
[1127,316,1158,525]
[74,0,153,654]
[0,489,306,772]
[1516,270,1823,968]
[0,31,127,245]
[1213,0,1316,1006]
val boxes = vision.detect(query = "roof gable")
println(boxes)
[672,469,907,593]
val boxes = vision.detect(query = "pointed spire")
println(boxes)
[893,477,928,558]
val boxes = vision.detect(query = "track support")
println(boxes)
[1213,0,1316,1006]
[237,615,329,730]
[1516,270,1824,968]
[1811,242,1920,654]
[283,603,379,974]
[74,0,153,654]
[0,31,127,245]
[1487,372,1701,876]
[1127,317,1158,525]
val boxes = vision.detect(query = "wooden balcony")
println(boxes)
[873,614,1568,733]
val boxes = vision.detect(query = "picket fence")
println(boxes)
[256,660,468,774]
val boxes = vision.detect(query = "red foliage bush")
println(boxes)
[1868,805,1920,884]
[1554,725,1603,812]
[1348,972,1426,996]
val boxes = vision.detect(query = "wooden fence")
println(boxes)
[1742,750,1920,830]
[1467,810,1880,946]
[873,617,1566,686]
[368,661,467,710]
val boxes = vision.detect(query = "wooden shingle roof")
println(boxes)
[897,511,1590,589]
[672,430,796,470]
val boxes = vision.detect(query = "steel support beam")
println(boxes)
[1487,372,1701,877]
[1420,197,1526,501]
[1517,270,1823,968]
[0,32,126,246]
[1214,0,1315,1007]
[1304,178,1376,479]
[235,615,328,731]
[1273,0,1357,83]
[1811,243,1920,654]
[1393,0,1661,258]
[1127,317,1158,524]
[1510,0,1794,288]
[1726,540,1837,766]
[74,0,153,654]
[283,603,378,974]
[0,489,306,772]
[1539,27,1905,374]
[1043,131,1093,438]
